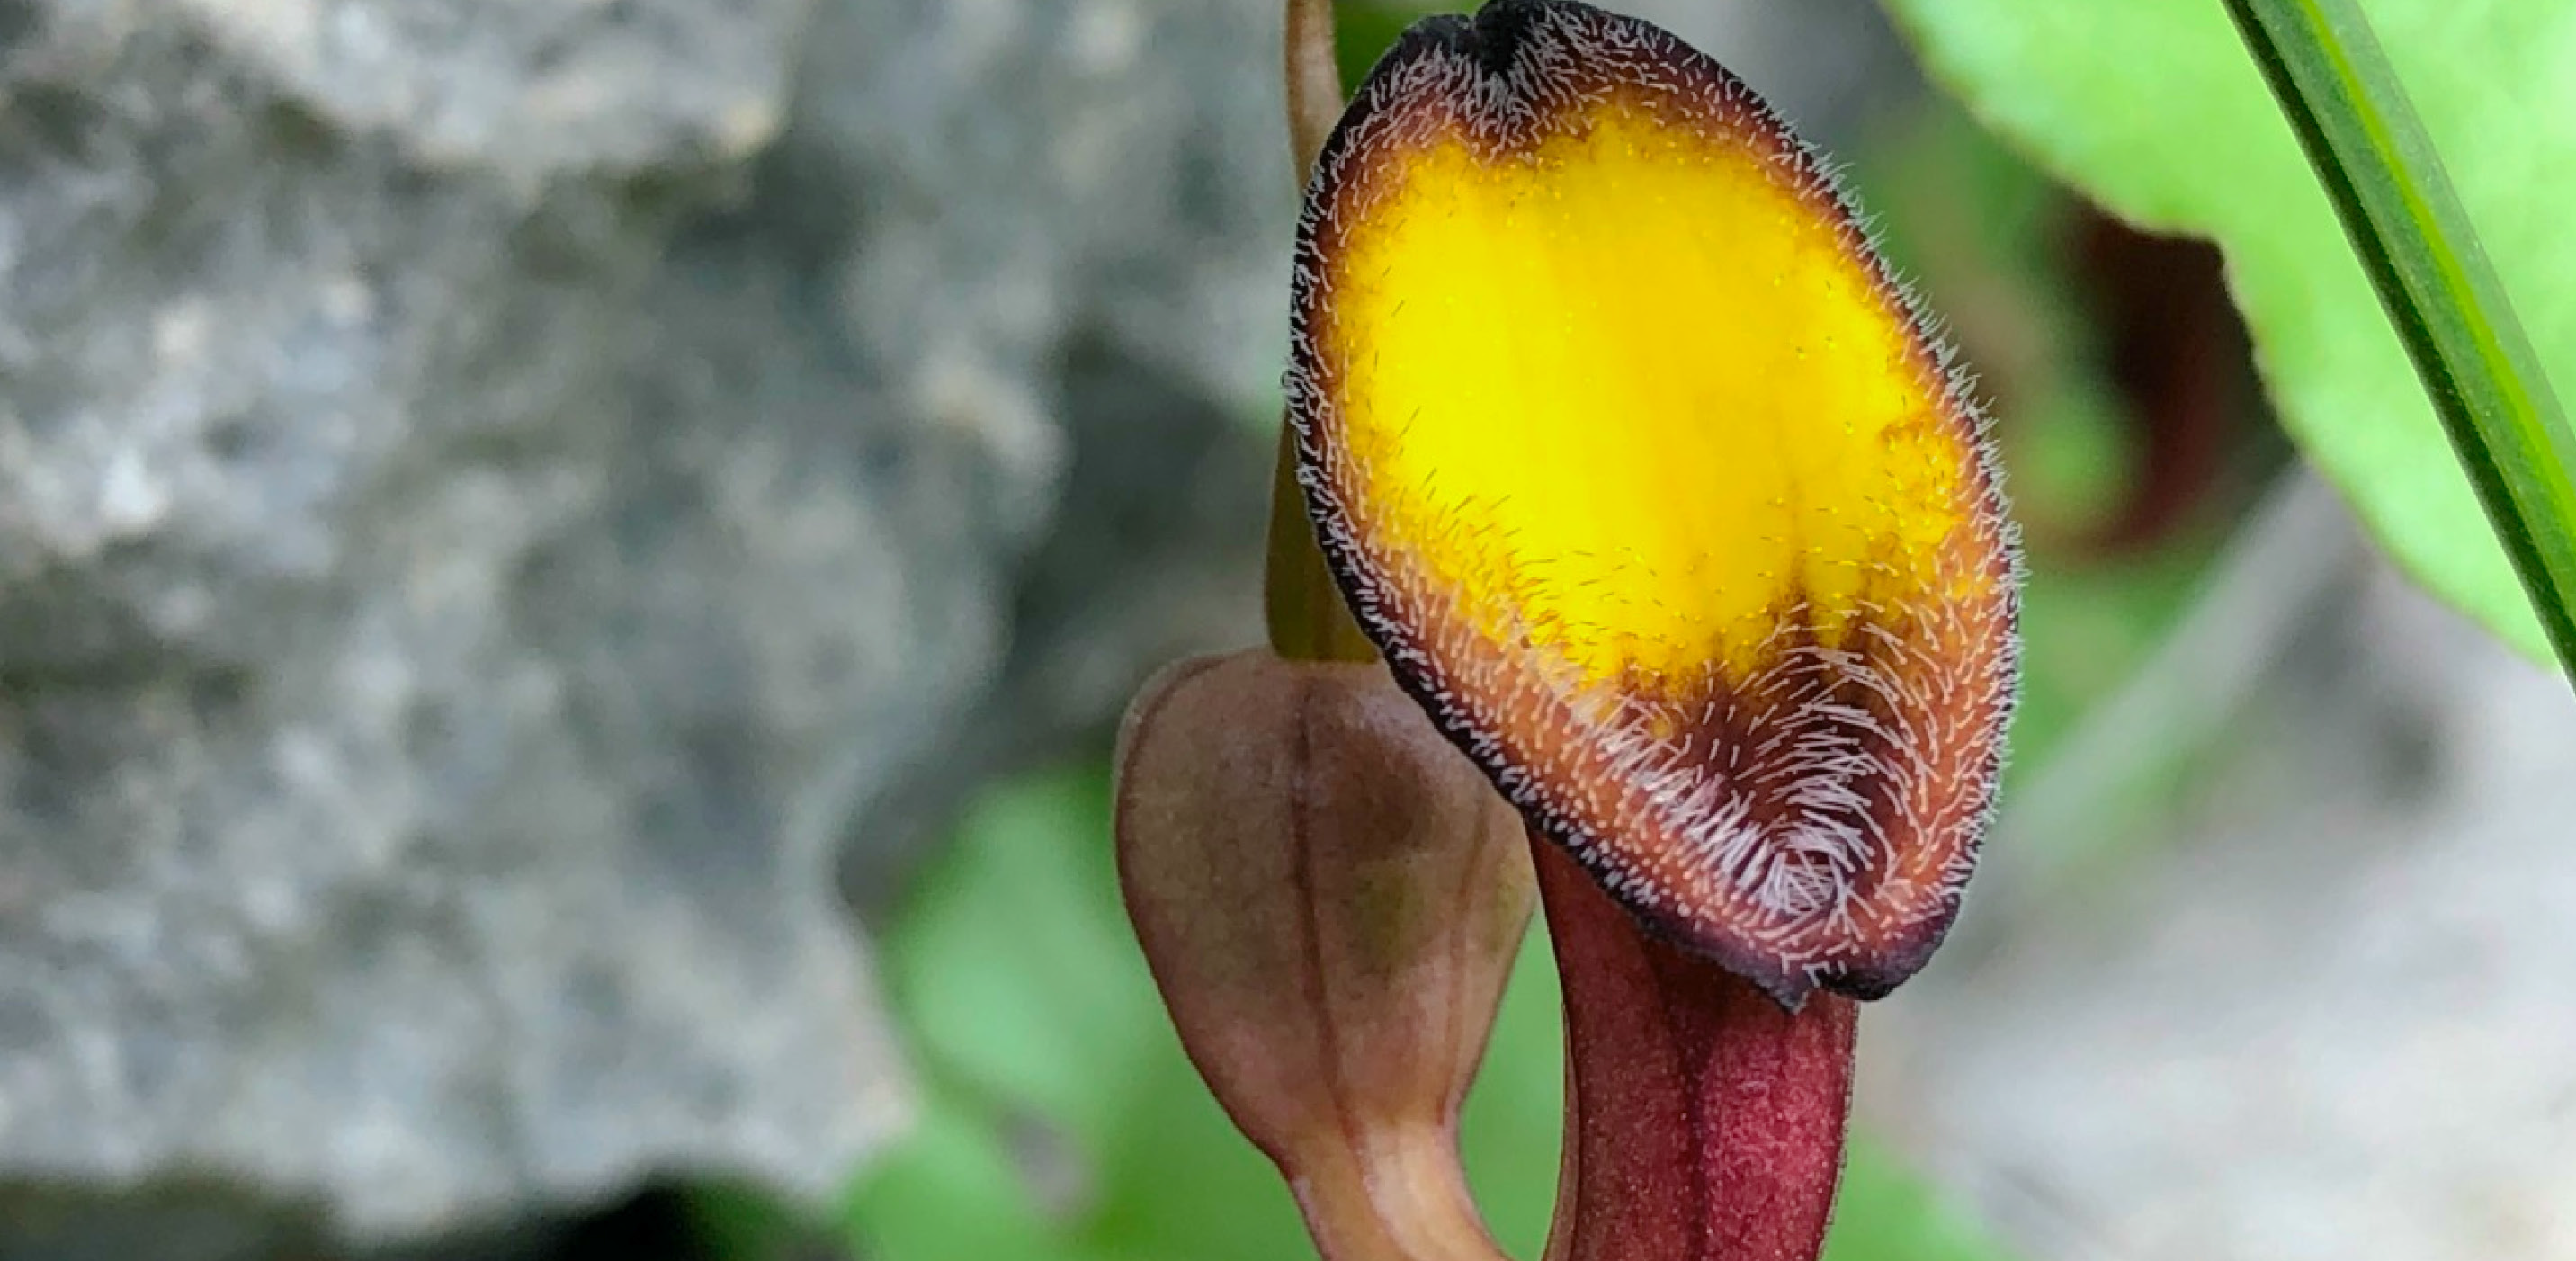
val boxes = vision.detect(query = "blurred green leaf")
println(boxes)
[1334,1,1425,88]
[1883,0,2574,662]
[846,767,1312,1261]
[1829,1140,2019,1261]
[885,771,1161,1162]
[689,1182,827,1261]
[843,1103,1069,1261]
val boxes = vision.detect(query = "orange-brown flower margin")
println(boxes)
[1286,0,2021,1007]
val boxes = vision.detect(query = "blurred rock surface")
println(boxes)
[0,0,1278,1253]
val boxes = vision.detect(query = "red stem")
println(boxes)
[1533,836,1857,1261]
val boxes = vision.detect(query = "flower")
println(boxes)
[1116,4,2019,1259]
[1288,0,2019,1008]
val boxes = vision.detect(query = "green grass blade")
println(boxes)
[2223,0,2576,683]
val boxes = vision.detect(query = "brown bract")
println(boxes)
[1114,649,1534,1261]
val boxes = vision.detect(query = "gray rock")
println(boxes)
[0,0,1288,1248]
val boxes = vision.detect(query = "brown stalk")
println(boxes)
[1534,837,1857,1261]
[1285,0,1346,174]
[1268,0,1377,666]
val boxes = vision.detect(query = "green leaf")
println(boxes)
[2222,0,2576,675]
[1459,939,1567,1257]
[851,765,1313,1261]
[883,769,1164,1161]
[1883,0,2576,664]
